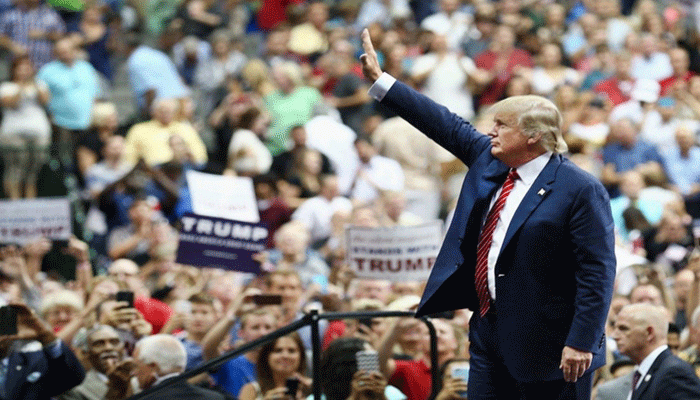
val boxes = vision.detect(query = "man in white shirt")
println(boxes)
[292,174,352,245]
[420,0,472,51]
[611,303,700,400]
[351,135,404,204]
[630,34,672,82]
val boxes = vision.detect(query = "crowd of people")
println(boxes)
[2,0,700,398]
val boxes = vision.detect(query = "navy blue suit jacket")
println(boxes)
[4,340,85,400]
[378,80,616,382]
[632,348,700,400]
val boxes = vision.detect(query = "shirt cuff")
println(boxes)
[45,339,63,359]
[367,73,397,102]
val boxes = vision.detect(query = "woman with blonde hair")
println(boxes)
[76,101,120,176]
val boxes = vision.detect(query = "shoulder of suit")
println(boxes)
[557,156,606,187]
[660,351,699,374]
[597,371,633,391]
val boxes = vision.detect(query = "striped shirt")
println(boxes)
[0,5,66,69]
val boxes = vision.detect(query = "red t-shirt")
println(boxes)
[322,320,346,350]
[593,77,632,106]
[256,0,304,31]
[475,48,533,106]
[390,359,432,400]
[135,297,173,334]
[659,71,696,96]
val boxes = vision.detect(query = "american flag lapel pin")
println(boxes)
[537,188,545,196]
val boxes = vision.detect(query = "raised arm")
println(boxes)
[359,29,491,167]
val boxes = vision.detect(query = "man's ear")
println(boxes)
[526,132,543,146]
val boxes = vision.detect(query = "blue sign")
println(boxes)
[176,213,268,274]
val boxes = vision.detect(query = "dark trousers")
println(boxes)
[468,312,593,400]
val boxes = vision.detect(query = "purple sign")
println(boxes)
[176,213,268,273]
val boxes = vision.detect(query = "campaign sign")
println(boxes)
[0,198,71,244]
[186,170,259,222]
[347,221,443,282]
[176,213,268,274]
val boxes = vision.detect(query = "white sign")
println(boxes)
[186,170,259,223]
[347,222,443,282]
[0,198,71,244]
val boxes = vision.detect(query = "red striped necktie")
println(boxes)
[475,168,519,317]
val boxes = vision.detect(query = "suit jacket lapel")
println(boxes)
[632,348,672,400]
[468,160,509,228]
[497,154,560,269]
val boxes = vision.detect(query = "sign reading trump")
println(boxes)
[0,198,71,244]
[347,222,442,282]
[176,213,268,274]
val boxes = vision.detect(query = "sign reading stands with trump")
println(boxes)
[347,222,442,282]
[0,198,71,244]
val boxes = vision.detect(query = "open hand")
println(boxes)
[359,29,382,82]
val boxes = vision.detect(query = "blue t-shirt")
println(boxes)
[37,60,98,130]
[180,337,204,371]
[211,355,256,398]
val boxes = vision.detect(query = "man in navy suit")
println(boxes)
[0,304,85,400]
[612,303,700,399]
[360,29,616,400]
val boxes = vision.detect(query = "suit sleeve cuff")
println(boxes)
[368,73,396,102]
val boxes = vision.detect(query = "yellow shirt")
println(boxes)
[124,120,208,166]
[288,23,328,55]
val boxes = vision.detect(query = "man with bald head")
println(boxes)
[612,303,700,399]
[360,28,615,400]
[60,325,125,400]
[123,98,207,166]
[660,48,696,96]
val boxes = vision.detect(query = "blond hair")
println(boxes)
[40,290,84,316]
[489,95,568,153]
[91,102,117,128]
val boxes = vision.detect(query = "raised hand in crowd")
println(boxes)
[435,376,468,400]
[348,371,388,400]
[100,300,152,338]
[0,245,35,296]
[105,358,137,400]
[23,237,52,280]
[0,303,56,346]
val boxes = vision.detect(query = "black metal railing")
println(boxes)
[128,310,439,400]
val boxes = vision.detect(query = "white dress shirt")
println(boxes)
[626,345,668,400]
[485,152,552,299]
[292,195,353,243]
[351,155,405,203]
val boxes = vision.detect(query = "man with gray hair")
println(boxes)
[105,334,225,400]
[360,28,616,400]
[611,303,700,399]
[60,325,125,400]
